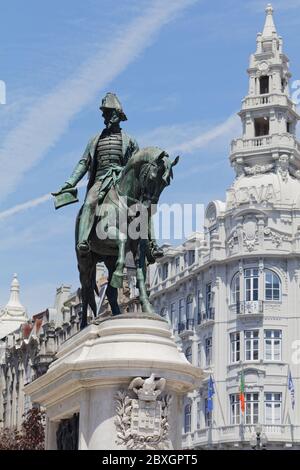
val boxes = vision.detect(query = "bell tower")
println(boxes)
[230,4,300,178]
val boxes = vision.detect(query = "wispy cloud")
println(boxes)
[0,111,239,222]
[0,181,86,222]
[139,113,240,154]
[0,0,197,202]
[168,113,239,154]
[144,94,180,113]
[0,193,51,221]
[0,214,74,252]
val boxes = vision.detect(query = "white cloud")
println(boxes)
[0,193,52,221]
[168,113,240,154]
[0,111,239,222]
[0,0,197,202]
[139,113,240,155]
[0,181,86,222]
[0,214,74,251]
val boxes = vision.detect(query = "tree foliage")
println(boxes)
[0,408,45,450]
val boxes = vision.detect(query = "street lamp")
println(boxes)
[250,424,268,450]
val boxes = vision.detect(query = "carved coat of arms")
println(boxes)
[114,374,172,450]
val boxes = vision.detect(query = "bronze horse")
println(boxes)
[76,146,179,328]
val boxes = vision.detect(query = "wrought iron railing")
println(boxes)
[202,307,215,321]
[178,319,195,334]
[236,300,263,315]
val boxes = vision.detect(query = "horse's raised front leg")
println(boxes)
[108,227,127,289]
[135,240,154,314]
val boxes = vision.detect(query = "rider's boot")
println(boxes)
[146,240,164,264]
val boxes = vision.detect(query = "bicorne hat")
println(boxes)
[100,92,127,121]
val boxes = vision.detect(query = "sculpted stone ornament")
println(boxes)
[289,167,300,180]
[114,374,172,450]
[232,159,244,178]
[52,93,179,328]
[264,227,290,247]
[244,163,274,176]
[227,231,238,251]
[242,216,258,252]
[276,154,290,182]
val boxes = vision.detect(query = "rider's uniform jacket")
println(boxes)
[65,129,139,191]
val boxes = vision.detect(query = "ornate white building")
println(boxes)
[150,4,300,449]
[0,265,139,431]
[0,275,27,340]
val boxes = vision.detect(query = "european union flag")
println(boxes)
[207,375,215,412]
[288,370,295,410]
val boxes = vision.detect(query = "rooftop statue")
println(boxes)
[53,93,179,328]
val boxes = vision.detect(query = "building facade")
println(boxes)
[150,4,300,449]
[0,264,139,431]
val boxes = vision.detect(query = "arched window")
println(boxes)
[185,346,192,364]
[245,268,259,301]
[231,272,240,305]
[265,270,281,301]
[184,404,191,433]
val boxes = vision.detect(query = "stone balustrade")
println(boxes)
[231,133,300,154]
[242,93,297,111]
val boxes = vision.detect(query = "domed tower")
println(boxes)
[201,4,300,448]
[150,4,300,449]
[230,3,300,179]
[225,3,300,297]
[205,4,300,448]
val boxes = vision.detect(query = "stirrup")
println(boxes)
[77,241,90,253]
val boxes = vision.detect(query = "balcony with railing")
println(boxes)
[177,319,195,337]
[230,300,264,317]
[196,308,215,328]
[184,424,300,449]
[218,424,300,445]
[231,133,300,158]
[241,93,297,111]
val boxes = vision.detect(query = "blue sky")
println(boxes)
[0,0,300,314]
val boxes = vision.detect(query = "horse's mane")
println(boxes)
[123,146,166,174]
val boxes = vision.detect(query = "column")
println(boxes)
[258,258,264,313]
[78,390,90,450]
[46,418,58,450]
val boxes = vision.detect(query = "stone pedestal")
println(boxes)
[25,314,203,450]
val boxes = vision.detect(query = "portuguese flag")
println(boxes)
[240,371,245,414]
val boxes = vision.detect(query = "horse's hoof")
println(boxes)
[112,311,121,316]
[110,272,124,288]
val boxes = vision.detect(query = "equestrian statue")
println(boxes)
[52,93,179,328]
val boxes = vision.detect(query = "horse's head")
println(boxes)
[125,147,179,207]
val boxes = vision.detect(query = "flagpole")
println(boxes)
[239,365,245,443]
[283,364,289,425]
[213,376,226,426]
[207,375,214,448]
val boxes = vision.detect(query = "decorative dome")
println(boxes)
[0,274,28,339]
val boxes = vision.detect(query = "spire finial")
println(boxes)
[4,273,27,318]
[262,3,277,37]
[266,3,273,15]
